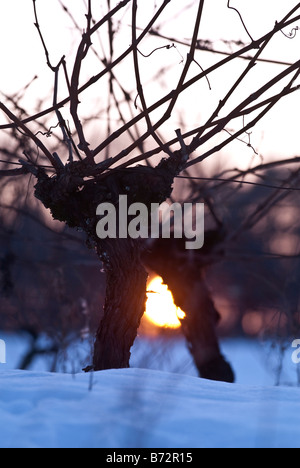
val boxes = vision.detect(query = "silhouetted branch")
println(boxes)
[131,0,170,156]
[149,29,294,67]
[0,167,29,178]
[1,1,299,176]
[227,0,254,43]
[185,59,300,168]
[1,2,300,192]
[0,102,58,170]
[230,168,300,238]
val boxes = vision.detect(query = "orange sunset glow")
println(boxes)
[145,276,186,329]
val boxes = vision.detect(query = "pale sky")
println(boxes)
[0,0,300,171]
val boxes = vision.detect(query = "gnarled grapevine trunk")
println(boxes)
[34,157,195,374]
[92,238,148,371]
[175,276,234,383]
[143,236,235,383]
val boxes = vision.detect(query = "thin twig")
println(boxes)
[1,6,298,153]
[185,59,300,167]
[193,32,273,144]
[132,0,171,156]
[0,102,59,170]
[0,167,29,178]
[161,0,205,120]
[33,0,56,71]
[69,0,132,162]
[227,0,254,43]
[230,168,300,239]
[113,83,300,170]
[92,0,174,158]
[149,29,294,67]
[92,10,300,165]
[175,175,300,192]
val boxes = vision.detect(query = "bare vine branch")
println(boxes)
[1,1,300,185]
[227,0,254,43]
[131,0,171,156]
[0,102,58,170]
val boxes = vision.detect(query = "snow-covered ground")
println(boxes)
[0,334,300,448]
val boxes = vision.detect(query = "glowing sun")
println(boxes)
[145,276,185,329]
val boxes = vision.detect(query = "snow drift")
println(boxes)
[0,367,300,448]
